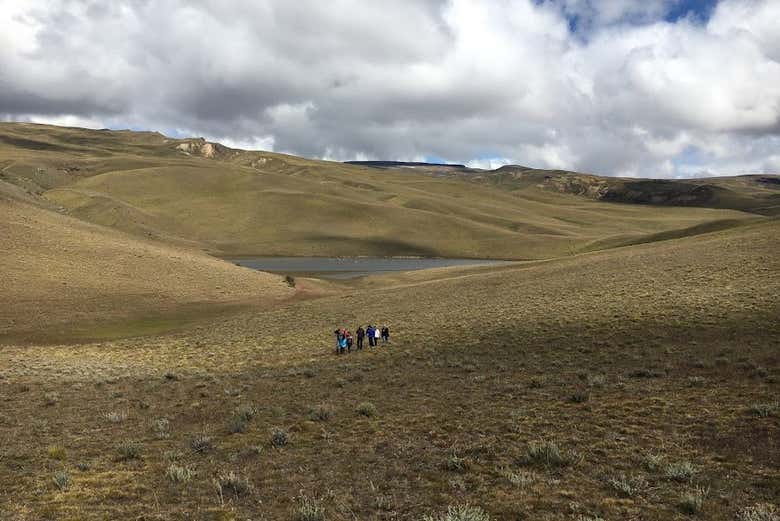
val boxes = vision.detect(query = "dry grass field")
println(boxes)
[1,123,778,520]
[1,123,768,260]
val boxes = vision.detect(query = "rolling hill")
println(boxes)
[1,123,774,261]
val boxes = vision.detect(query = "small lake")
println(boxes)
[230,257,510,280]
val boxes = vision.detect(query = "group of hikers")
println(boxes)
[333,324,390,354]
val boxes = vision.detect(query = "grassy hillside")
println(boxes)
[0,218,776,520]
[0,191,294,343]
[1,122,769,259]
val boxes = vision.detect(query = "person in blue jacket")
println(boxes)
[366,324,375,347]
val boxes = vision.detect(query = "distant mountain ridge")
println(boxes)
[345,160,466,169]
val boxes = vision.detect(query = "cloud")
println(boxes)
[0,0,778,178]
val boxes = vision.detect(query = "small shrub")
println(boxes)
[570,390,590,403]
[575,516,606,521]
[117,441,142,461]
[423,504,491,521]
[303,368,317,378]
[687,376,706,388]
[587,374,606,388]
[164,372,178,381]
[307,404,333,422]
[52,471,70,491]
[76,462,90,471]
[737,503,778,521]
[628,369,664,379]
[152,418,171,439]
[104,410,128,423]
[521,440,579,468]
[166,464,195,483]
[234,403,258,421]
[642,452,664,472]
[607,474,645,497]
[285,275,296,287]
[749,402,778,418]
[47,445,67,461]
[664,461,697,482]
[44,392,60,406]
[356,402,377,417]
[679,486,708,515]
[191,434,214,453]
[498,466,536,487]
[295,495,325,521]
[228,415,250,434]
[215,471,250,497]
[445,451,468,472]
[529,377,544,389]
[271,427,289,447]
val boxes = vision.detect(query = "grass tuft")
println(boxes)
[47,445,67,461]
[423,504,491,521]
[166,463,195,483]
[271,427,290,447]
[215,471,250,497]
[521,440,580,468]
[307,404,334,422]
[295,495,325,521]
[664,461,697,482]
[737,503,778,521]
[607,474,645,497]
[52,471,70,491]
[191,433,214,453]
[749,402,778,418]
[678,486,708,515]
[117,441,142,461]
[104,410,128,423]
[356,401,377,417]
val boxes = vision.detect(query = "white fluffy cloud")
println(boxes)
[1,0,778,178]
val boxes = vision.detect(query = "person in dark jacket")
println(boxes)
[356,326,365,350]
[381,325,390,344]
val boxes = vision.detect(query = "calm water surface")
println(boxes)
[231,257,509,280]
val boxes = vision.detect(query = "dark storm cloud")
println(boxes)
[1,0,779,177]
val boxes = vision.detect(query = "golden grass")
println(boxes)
[2,122,766,260]
[0,219,777,520]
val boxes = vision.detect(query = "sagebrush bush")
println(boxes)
[52,470,70,491]
[423,504,491,521]
[295,495,325,521]
[356,402,377,417]
[271,427,289,447]
[166,464,194,483]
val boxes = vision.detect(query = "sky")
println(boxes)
[1,0,779,178]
